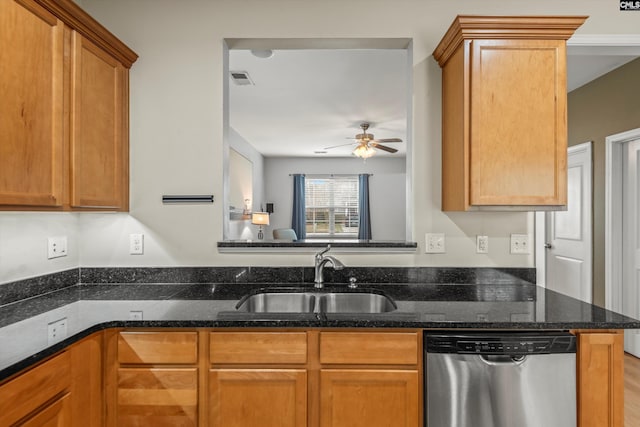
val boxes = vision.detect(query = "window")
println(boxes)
[305,175,359,237]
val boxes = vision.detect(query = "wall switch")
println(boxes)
[47,236,67,259]
[510,234,531,254]
[47,317,67,345]
[129,311,143,321]
[476,235,489,254]
[425,233,446,253]
[129,234,144,255]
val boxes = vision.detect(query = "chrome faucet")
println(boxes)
[314,245,345,288]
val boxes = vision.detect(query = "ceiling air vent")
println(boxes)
[230,70,254,86]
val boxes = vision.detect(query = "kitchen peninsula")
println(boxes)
[1,267,638,427]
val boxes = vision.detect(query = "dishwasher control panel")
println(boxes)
[425,332,576,355]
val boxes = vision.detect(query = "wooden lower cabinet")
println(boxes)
[1,327,625,427]
[320,369,419,427]
[109,331,201,427]
[0,333,102,427]
[576,331,624,427]
[209,369,307,427]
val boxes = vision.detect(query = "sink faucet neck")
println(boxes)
[314,245,345,288]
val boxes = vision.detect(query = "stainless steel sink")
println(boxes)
[235,289,397,314]
[318,292,397,314]
[235,292,316,313]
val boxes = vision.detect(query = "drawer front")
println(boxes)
[117,368,198,426]
[118,332,198,364]
[319,332,418,365]
[0,352,71,426]
[210,332,307,364]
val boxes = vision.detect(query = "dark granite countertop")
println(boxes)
[1,282,639,382]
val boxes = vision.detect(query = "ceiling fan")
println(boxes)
[324,123,403,159]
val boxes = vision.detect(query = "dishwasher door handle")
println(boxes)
[479,354,527,365]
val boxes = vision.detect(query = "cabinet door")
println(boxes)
[70,32,127,209]
[19,393,71,427]
[469,39,567,206]
[320,369,418,427]
[70,333,103,427]
[117,368,198,427]
[0,0,64,207]
[0,352,70,426]
[577,332,624,427]
[210,369,307,427]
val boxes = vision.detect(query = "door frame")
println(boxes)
[605,127,640,312]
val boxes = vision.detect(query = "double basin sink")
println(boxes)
[236,289,397,314]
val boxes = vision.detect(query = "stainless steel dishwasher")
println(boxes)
[425,331,577,427]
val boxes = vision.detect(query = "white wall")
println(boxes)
[0,213,79,284]
[264,157,405,241]
[3,0,637,282]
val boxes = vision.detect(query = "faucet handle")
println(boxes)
[316,244,331,258]
[349,277,357,289]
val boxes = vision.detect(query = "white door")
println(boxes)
[545,142,592,302]
[623,139,640,356]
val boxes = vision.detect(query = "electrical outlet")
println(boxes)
[510,234,531,254]
[129,234,144,255]
[425,233,445,253]
[476,235,489,254]
[47,317,67,345]
[129,311,143,321]
[47,236,68,259]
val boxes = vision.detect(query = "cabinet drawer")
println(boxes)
[319,332,418,365]
[118,368,198,426]
[0,352,71,426]
[210,332,307,364]
[118,332,198,364]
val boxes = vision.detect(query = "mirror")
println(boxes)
[223,39,413,245]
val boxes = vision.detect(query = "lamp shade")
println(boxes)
[251,212,270,226]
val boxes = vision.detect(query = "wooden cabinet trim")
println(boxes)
[433,15,587,66]
[33,0,138,67]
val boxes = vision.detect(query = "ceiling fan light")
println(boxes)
[353,144,376,159]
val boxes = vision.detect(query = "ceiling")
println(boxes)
[229,46,639,158]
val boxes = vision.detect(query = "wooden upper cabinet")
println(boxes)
[0,0,64,207]
[0,0,137,211]
[70,33,127,209]
[433,16,587,210]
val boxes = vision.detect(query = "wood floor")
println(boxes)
[625,352,640,427]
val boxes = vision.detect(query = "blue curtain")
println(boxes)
[358,174,372,240]
[291,174,306,240]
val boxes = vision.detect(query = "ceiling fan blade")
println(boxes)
[371,143,398,153]
[372,138,402,143]
[324,142,356,150]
